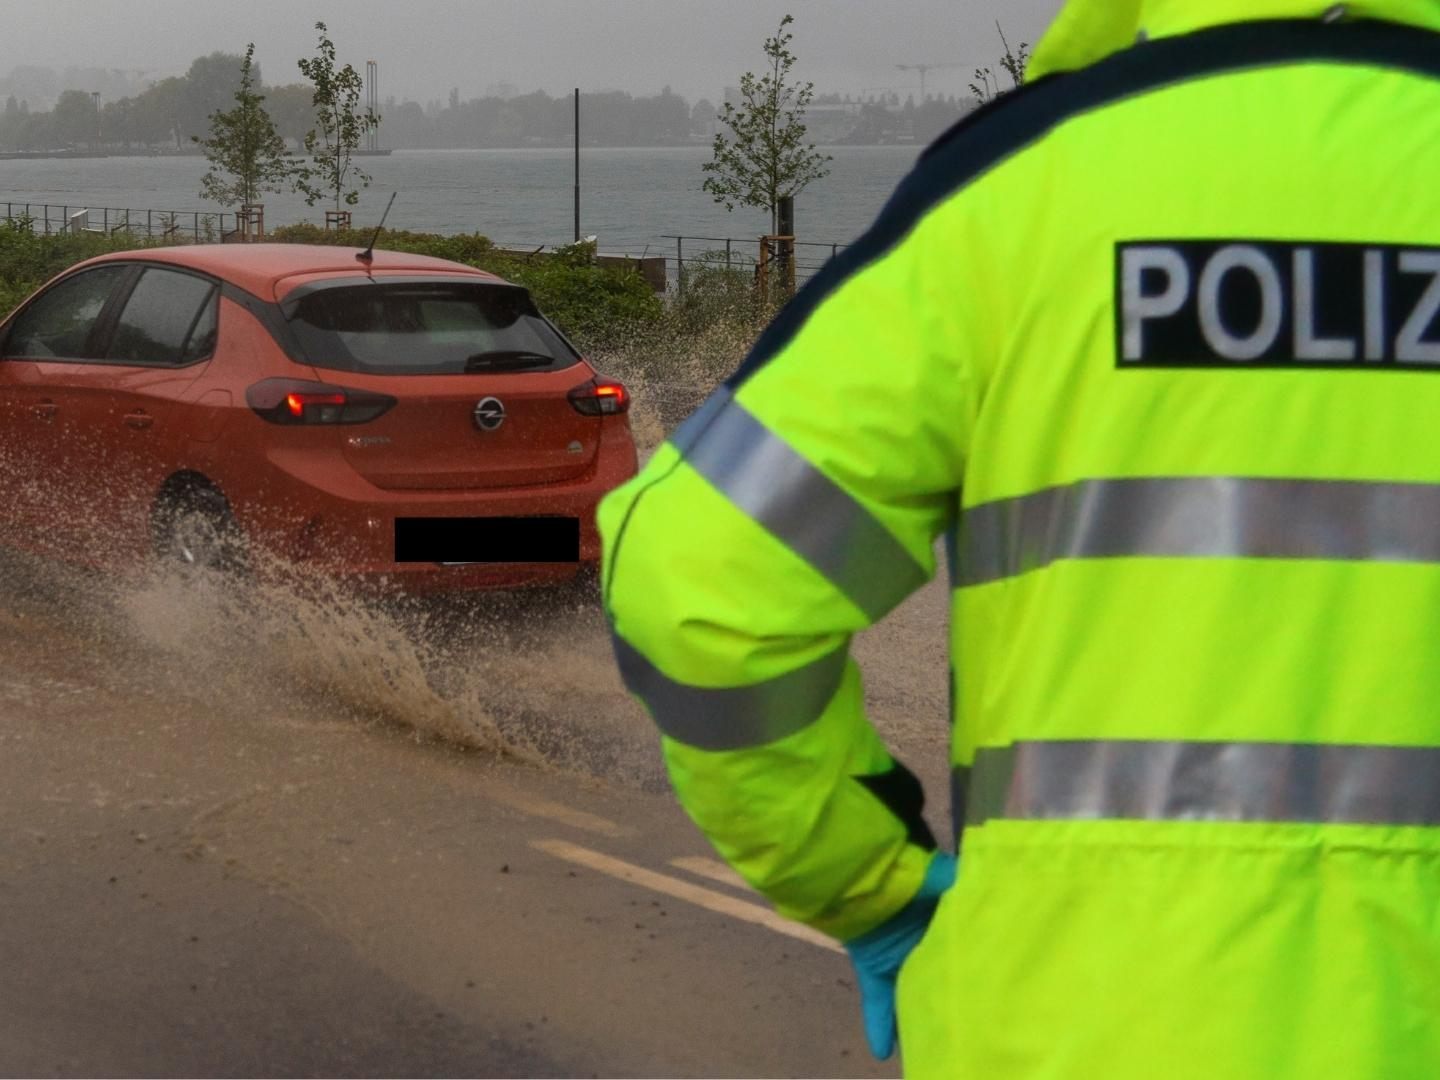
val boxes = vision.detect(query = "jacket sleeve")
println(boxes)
[599,219,975,941]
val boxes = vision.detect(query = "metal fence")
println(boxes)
[0,200,849,293]
[658,234,845,291]
[1,202,242,242]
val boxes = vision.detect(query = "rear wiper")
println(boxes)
[463,350,554,372]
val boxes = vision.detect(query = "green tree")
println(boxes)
[52,89,99,148]
[970,22,1030,105]
[179,51,249,142]
[1,96,20,151]
[261,82,315,145]
[192,44,294,208]
[702,13,831,234]
[295,22,378,212]
[101,97,136,150]
[131,76,188,148]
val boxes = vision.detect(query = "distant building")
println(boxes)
[799,101,863,144]
[691,98,717,140]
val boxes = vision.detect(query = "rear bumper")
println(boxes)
[229,422,637,592]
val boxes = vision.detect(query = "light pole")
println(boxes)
[90,91,100,149]
[365,60,378,151]
[573,88,580,243]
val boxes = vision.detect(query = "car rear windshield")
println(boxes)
[284,281,580,375]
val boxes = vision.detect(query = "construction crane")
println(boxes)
[895,62,964,103]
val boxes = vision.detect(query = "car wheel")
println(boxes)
[153,483,246,574]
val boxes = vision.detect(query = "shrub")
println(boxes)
[0,219,763,401]
[487,241,662,352]
[671,250,772,335]
[265,226,659,349]
[0,216,158,317]
[267,223,496,265]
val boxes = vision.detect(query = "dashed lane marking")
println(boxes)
[669,855,750,892]
[483,788,631,839]
[532,838,843,954]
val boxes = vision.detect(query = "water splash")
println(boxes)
[0,325,949,800]
[111,554,666,788]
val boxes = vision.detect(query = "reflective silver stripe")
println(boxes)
[611,634,848,751]
[960,740,1440,827]
[673,389,928,621]
[961,476,1440,587]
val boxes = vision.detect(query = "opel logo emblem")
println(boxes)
[473,396,506,432]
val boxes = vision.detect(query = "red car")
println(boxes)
[0,244,637,591]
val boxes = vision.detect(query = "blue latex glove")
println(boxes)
[844,851,958,1060]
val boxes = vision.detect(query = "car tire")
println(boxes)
[152,482,247,574]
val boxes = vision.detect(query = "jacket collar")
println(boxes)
[1028,1,1440,80]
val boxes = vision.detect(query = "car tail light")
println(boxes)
[246,378,396,425]
[568,376,630,416]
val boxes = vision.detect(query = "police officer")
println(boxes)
[599,2,1440,1075]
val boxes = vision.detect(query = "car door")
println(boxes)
[0,264,132,549]
[39,265,219,560]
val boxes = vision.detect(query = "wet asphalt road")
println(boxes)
[0,556,948,1077]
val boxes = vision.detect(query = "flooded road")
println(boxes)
[0,533,950,1076]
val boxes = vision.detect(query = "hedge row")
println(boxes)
[0,217,664,351]
[267,224,664,349]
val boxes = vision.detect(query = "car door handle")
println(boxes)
[31,401,57,421]
[123,411,154,430]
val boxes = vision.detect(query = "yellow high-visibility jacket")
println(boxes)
[601,2,1440,1075]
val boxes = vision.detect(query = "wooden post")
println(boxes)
[239,204,265,240]
[759,234,797,302]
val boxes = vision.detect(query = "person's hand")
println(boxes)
[844,851,957,1060]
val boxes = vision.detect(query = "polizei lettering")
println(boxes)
[1116,241,1440,368]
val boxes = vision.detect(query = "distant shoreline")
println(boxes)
[0,148,396,161]
[0,139,923,162]
[0,150,119,160]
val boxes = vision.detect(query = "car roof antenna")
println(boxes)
[357,192,397,265]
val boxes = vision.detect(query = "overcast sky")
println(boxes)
[2,1,1064,105]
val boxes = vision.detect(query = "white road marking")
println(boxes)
[484,789,631,838]
[533,838,843,954]
[669,855,750,892]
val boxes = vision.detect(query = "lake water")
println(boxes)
[0,145,922,258]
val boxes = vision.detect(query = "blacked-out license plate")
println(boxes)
[394,517,580,564]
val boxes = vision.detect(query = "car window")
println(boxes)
[106,268,218,366]
[286,282,580,375]
[5,266,130,359]
[181,292,218,364]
